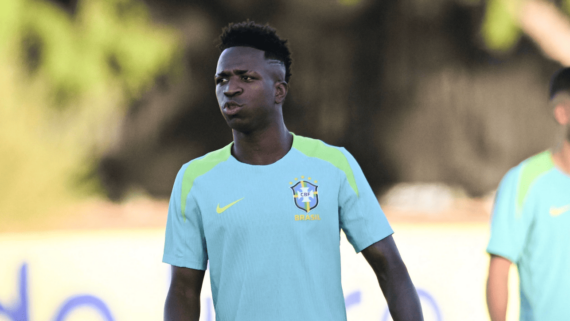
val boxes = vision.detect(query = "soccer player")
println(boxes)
[486,67,570,321]
[163,21,423,321]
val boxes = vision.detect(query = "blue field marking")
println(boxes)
[0,263,29,321]
[344,290,362,309]
[0,262,115,321]
[205,297,214,321]
[53,295,115,321]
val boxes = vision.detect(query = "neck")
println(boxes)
[232,121,293,165]
[552,139,570,175]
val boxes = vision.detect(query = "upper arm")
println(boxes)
[165,266,206,321]
[169,265,206,297]
[488,255,512,274]
[361,235,405,276]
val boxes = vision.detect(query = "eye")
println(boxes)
[242,75,254,81]
[215,77,227,85]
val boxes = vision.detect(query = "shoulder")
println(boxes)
[180,143,232,186]
[504,150,555,212]
[291,134,355,167]
[185,143,232,169]
[292,134,361,163]
[516,150,555,193]
[176,143,232,212]
[292,134,360,195]
[292,134,344,155]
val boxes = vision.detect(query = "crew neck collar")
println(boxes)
[228,133,296,167]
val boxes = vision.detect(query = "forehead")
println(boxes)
[216,46,268,73]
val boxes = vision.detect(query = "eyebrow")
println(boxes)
[215,69,257,77]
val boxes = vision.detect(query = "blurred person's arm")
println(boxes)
[361,236,424,321]
[164,265,205,321]
[486,165,532,321]
[486,255,512,321]
[518,0,570,66]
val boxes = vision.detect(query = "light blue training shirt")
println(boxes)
[163,134,393,321]
[487,150,570,321]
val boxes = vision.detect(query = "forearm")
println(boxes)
[164,287,201,321]
[377,263,423,321]
[486,255,511,321]
[362,236,423,320]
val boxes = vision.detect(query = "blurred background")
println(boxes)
[1,0,569,320]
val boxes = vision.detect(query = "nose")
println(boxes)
[224,78,242,98]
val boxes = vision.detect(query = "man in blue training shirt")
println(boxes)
[163,21,423,321]
[486,67,570,321]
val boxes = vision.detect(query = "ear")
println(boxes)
[274,81,288,105]
[554,103,570,125]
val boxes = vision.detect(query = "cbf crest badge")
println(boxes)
[290,177,319,213]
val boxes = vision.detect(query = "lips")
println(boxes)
[223,101,243,116]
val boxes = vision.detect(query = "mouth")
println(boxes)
[223,102,243,116]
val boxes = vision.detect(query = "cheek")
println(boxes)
[250,83,265,93]
[215,88,224,103]
[246,85,267,102]
[257,83,274,101]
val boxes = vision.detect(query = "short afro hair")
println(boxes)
[549,67,570,100]
[218,21,292,83]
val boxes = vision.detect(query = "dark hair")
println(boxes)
[218,21,292,83]
[549,67,570,100]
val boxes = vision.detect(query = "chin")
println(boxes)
[226,118,254,134]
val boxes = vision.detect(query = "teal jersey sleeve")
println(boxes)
[338,148,393,253]
[163,163,208,270]
[487,166,534,263]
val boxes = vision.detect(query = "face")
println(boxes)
[215,46,287,133]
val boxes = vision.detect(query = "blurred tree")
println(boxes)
[482,0,522,52]
[0,0,179,226]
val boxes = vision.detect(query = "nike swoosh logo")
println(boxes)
[550,204,570,217]
[216,198,244,214]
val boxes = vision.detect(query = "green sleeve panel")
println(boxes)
[292,134,359,196]
[180,143,232,221]
[516,150,554,215]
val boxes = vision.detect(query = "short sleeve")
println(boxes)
[338,149,393,253]
[486,166,533,263]
[162,164,208,270]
